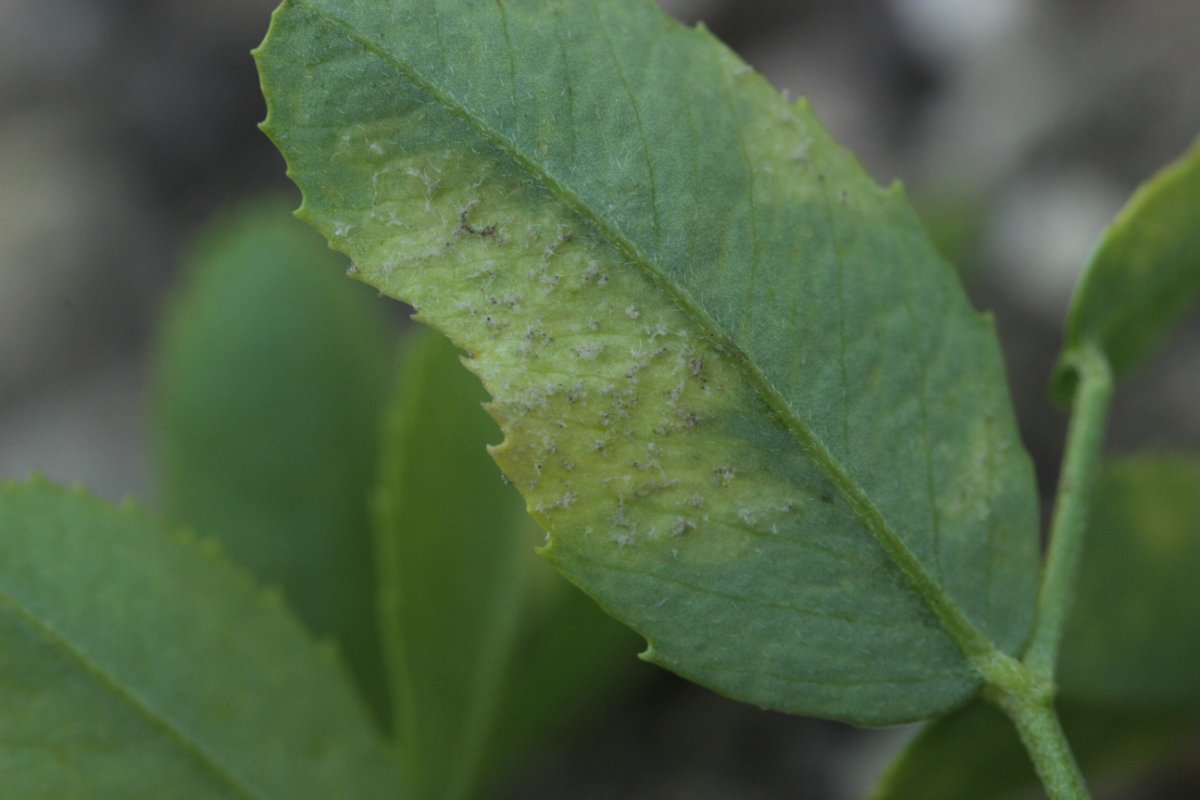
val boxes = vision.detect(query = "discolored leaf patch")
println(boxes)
[256,0,1039,724]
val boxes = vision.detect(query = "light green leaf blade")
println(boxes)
[872,455,1200,799]
[0,479,402,799]
[256,0,1039,724]
[1055,137,1200,397]
[375,327,529,800]
[376,327,644,799]
[1058,455,1200,710]
[152,200,393,720]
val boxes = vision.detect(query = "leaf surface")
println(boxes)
[375,328,528,800]
[1058,455,1200,710]
[873,455,1200,799]
[375,327,643,799]
[1055,137,1200,397]
[256,0,1039,723]
[0,480,402,799]
[152,201,393,719]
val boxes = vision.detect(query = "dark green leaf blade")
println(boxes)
[256,0,1039,723]
[152,200,393,719]
[0,479,402,799]
[1056,137,1200,397]
[1058,455,1200,710]
[375,327,643,799]
[477,567,648,795]
[873,455,1200,799]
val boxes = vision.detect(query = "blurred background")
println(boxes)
[2,0,1198,797]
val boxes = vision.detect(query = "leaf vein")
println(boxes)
[286,0,1001,669]
[0,593,260,800]
[492,0,518,110]
[551,10,578,165]
[591,3,663,247]
[899,232,944,581]
[715,60,762,332]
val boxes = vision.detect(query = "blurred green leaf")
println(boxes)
[0,479,402,799]
[375,328,528,800]
[478,551,647,795]
[873,455,1200,799]
[152,200,394,721]
[1055,137,1200,399]
[375,328,643,799]
[1059,455,1200,710]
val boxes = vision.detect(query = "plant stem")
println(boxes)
[989,684,1090,800]
[1024,342,1113,682]
[976,342,1113,800]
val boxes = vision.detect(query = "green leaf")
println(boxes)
[1055,137,1200,398]
[256,0,1039,724]
[1058,455,1200,711]
[0,479,402,799]
[477,564,647,794]
[152,200,394,720]
[375,327,643,799]
[375,328,528,800]
[872,455,1200,799]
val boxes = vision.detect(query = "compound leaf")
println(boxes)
[256,0,1038,724]
[0,479,402,799]
[152,200,394,720]
[1055,137,1200,398]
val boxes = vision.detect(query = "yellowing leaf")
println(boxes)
[256,0,1039,724]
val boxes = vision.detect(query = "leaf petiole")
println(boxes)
[987,683,1091,800]
[976,341,1114,800]
[1026,342,1115,682]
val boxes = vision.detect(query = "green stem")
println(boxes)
[975,342,1114,800]
[1024,342,1113,682]
[988,683,1090,800]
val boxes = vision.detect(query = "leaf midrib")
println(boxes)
[0,590,259,800]
[280,0,1000,668]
